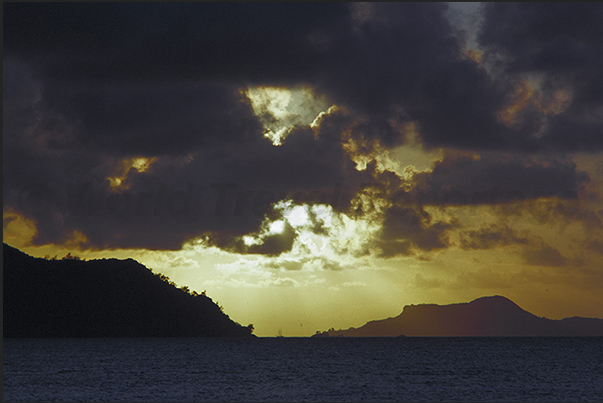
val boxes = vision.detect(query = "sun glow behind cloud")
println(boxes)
[231,199,383,267]
[107,157,157,191]
[244,86,331,145]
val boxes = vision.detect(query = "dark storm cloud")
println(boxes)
[554,199,603,233]
[522,245,569,267]
[3,3,348,84]
[3,83,372,251]
[40,81,263,157]
[353,181,458,258]
[459,224,530,250]
[3,3,601,254]
[587,240,603,256]
[5,2,602,154]
[479,2,603,151]
[361,147,590,257]
[3,2,512,150]
[411,152,589,206]
[377,205,455,256]
[314,2,511,149]
[479,3,603,74]
[211,222,298,257]
[3,48,362,251]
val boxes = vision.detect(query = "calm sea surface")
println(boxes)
[3,337,602,402]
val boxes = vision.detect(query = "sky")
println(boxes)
[3,2,603,337]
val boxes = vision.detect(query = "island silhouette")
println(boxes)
[313,295,603,337]
[3,243,254,338]
[6,243,602,338]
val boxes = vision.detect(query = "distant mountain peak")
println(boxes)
[468,295,525,309]
[314,295,603,337]
[471,295,517,304]
[402,295,524,315]
[473,294,511,302]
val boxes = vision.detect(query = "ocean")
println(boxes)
[3,337,602,402]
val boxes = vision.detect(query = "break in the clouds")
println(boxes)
[3,3,602,259]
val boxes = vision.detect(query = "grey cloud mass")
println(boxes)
[412,152,589,206]
[459,224,530,250]
[479,2,603,152]
[3,2,601,254]
[522,245,569,268]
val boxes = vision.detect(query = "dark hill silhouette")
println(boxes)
[3,243,254,338]
[313,295,603,337]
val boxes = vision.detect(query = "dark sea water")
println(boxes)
[3,337,602,402]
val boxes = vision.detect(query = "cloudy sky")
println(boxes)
[4,3,603,336]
